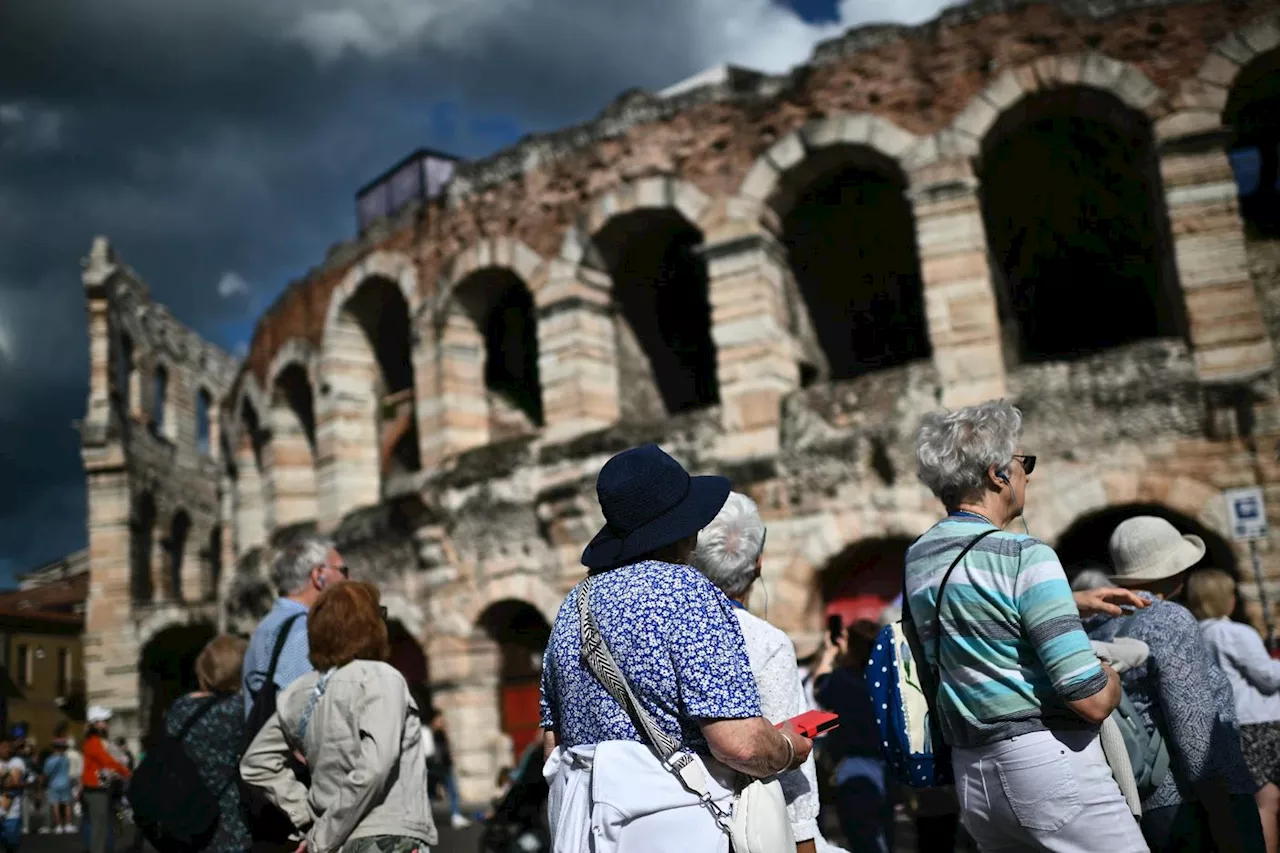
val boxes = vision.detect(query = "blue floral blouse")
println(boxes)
[540,560,762,752]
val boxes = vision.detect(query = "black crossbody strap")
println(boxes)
[930,528,1000,671]
[266,613,303,681]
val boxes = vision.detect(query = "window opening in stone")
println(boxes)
[979,88,1184,363]
[342,278,420,479]
[139,622,215,748]
[816,537,913,640]
[593,209,719,418]
[152,364,169,435]
[479,599,552,760]
[117,333,134,413]
[1226,49,1280,237]
[206,524,223,602]
[270,363,320,525]
[196,389,212,455]
[457,268,545,432]
[779,146,931,382]
[130,492,156,603]
[168,510,191,603]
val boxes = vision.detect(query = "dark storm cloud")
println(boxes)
[0,0,948,584]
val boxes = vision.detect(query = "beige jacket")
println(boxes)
[240,660,438,853]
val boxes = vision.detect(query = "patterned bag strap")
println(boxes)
[295,668,337,743]
[575,574,732,831]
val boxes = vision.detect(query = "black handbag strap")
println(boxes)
[928,528,1000,671]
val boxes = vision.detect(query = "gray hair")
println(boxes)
[692,492,765,599]
[272,535,336,595]
[1071,568,1112,592]
[915,399,1022,508]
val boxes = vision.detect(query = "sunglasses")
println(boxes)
[1013,455,1037,476]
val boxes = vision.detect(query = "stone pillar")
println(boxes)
[1160,135,1273,381]
[909,161,1008,406]
[267,401,319,528]
[430,633,504,803]
[701,228,799,459]
[316,323,381,528]
[234,441,268,552]
[418,306,489,469]
[535,264,621,442]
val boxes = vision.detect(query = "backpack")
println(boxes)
[128,696,223,853]
[240,613,310,844]
[1107,631,1172,798]
[867,529,998,788]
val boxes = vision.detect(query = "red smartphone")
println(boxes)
[778,710,839,738]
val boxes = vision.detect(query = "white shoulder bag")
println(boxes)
[576,574,796,853]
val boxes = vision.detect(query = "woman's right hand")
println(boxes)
[777,721,813,771]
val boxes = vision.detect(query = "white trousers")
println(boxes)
[953,730,1150,853]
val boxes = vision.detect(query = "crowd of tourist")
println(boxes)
[5,395,1279,853]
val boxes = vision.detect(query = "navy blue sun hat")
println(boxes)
[581,444,731,570]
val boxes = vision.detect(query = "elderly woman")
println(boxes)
[691,491,848,853]
[1188,569,1280,853]
[1090,538,1262,853]
[541,444,813,853]
[241,581,437,853]
[155,634,252,853]
[909,399,1149,851]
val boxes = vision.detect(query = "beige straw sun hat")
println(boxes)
[1107,515,1206,586]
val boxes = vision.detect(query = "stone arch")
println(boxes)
[317,251,422,525]
[150,359,172,439]
[970,63,1184,365]
[137,619,216,747]
[565,176,719,419]
[425,239,548,457]
[165,508,192,602]
[742,115,931,383]
[267,339,319,528]
[1219,17,1280,237]
[130,491,157,604]
[737,113,921,212]
[194,385,215,457]
[321,249,422,339]
[461,572,562,630]
[939,54,1168,164]
[226,373,268,455]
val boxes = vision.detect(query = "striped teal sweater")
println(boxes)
[904,516,1108,749]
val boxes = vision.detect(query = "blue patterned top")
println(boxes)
[540,560,762,752]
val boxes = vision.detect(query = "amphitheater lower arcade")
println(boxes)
[78,0,1280,801]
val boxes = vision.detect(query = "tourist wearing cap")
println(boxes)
[1187,568,1280,853]
[81,706,130,853]
[541,444,813,853]
[908,400,1149,852]
[1087,516,1263,852]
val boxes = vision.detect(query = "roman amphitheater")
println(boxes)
[75,0,1280,799]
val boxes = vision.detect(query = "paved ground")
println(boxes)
[15,806,488,853]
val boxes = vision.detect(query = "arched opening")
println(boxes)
[129,492,157,603]
[816,537,914,630]
[329,277,420,508]
[138,623,215,748]
[152,364,169,436]
[779,146,931,382]
[270,364,319,526]
[979,88,1184,363]
[1226,49,1280,237]
[454,268,544,432]
[167,510,191,603]
[205,525,223,602]
[115,332,134,414]
[195,389,212,455]
[478,600,552,759]
[593,209,718,419]
[234,399,269,550]
[1055,503,1237,578]
[386,619,432,715]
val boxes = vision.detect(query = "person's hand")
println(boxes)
[1073,587,1148,617]
[292,839,306,853]
[777,722,813,770]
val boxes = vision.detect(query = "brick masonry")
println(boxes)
[79,0,1280,799]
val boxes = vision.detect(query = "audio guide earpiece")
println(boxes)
[997,471,1010,484]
